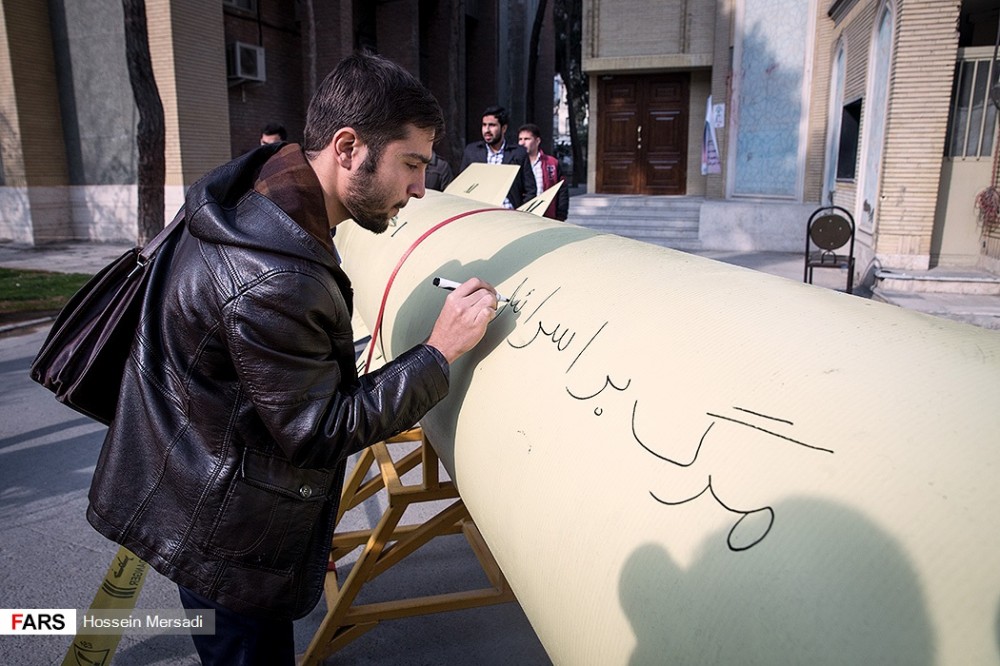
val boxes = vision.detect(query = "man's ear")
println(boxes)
[332,127,359,169]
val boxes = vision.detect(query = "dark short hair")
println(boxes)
[482,105,509,128]
[261,123,287,140]
[303,53,445,161]
[518,123,542,139]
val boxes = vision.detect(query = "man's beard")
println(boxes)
[344,156,402,234]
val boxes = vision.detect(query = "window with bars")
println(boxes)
[946,49,999,159]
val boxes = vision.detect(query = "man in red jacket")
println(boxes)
[517,123,570,220]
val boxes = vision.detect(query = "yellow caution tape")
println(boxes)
[62,546,148,666]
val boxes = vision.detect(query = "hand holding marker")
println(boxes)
[432,277,509,303]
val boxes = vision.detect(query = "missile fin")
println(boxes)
[444,162,519,205]
[517,180,564,217]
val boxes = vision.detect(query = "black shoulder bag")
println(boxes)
[29,210,185,425]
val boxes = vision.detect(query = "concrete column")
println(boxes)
[465,0,500,141]
[707,0,730,201]
[0,0,71,243]
[377,0,420,76]
[148,0,230,190]
[419,0,467,169]
[875,0,960,270]
[304,1,355,99]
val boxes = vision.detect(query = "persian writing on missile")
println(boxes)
[498,276,835,552]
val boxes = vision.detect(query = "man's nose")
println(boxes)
[408,177,426,199]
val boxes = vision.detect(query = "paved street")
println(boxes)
[0,324,550,665]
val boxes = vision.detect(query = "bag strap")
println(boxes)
[138,207,186,264]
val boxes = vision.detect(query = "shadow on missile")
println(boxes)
[995,595,1000,663]
[619,496,934,665]
[387,222,597,440]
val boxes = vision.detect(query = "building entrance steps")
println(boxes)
[874,265,1000,295]
[567,194,703,250]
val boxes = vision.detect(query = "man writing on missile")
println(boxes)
[85,53,498,664]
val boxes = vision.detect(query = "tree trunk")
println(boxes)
[122,0,165,245]
[555,0,586,186]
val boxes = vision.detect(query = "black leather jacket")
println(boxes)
[87,146,449,619]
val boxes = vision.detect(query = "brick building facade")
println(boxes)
[0,0,557,244]
[583,0,1000,275]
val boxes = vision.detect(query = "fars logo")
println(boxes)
[0,609,77,635]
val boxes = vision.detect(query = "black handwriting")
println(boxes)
[505,283,609,372]
[650,475,775,552]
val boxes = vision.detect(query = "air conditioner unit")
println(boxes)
[226,42,266,83]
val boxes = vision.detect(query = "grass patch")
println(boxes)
[0,267,92,316]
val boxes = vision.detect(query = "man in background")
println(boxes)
[518,123,569,221]
[425,150,454,191]
[459,105,536,208]
[260,122,287,145]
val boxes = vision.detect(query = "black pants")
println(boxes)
[177,584,295,666]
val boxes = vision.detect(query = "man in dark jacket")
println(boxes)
[86,53,499,665]
[459,105,536,208]
[424,150,454,191]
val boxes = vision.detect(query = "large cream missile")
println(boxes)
[338,180,1000,665]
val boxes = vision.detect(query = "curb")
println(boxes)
[0,316,55,335]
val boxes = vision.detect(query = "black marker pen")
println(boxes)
[432,276,509,303]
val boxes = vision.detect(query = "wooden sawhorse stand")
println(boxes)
[301,428,514,664]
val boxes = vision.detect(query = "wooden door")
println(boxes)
[596,73,689,195]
